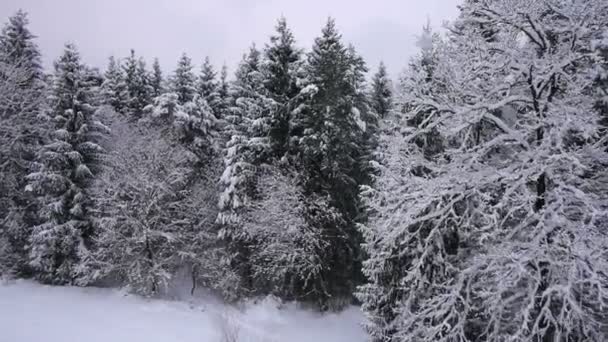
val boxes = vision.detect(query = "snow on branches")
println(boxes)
[360,1,608,341]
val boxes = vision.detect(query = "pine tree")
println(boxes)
[359,1,608,341]
[26,43,107,284]
[370,62,392,119]
[263,17,302,157]
[171,53,196,105]
[0,10,42,86]
[100,56,127,113]
[150,58,164,98]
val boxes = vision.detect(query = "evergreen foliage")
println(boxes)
[100,56,127,113]
[122,50,151,118]
[263,17,302,157]
[150,57,164,98]
[171,53,197,105]
[0,10,42,86]
[1,10,607,341]
[370,62,392,119]
[26,43,107,284]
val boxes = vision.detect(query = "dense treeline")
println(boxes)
[0,11,383,309]
[1,1,608,340]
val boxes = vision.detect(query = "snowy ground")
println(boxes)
[0,280,366,342]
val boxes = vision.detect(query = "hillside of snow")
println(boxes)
[0,280,366,342]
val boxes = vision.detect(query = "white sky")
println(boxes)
[0,0,461,78]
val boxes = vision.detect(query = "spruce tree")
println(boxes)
[26,43,106,284]
[135,58,152,111]
[292,18,372,307]
[213,63,230,119]
[217,45,274,296]
[0,10,42,85]
[171,53,196,105]
[0,10,44,275]
[370,62,392,119]
[82,66,104,107]
[263,17,302,157]
[100,56,127,113]
[150,57,164,98]
[347,44,379,190]
[218,45,271,224]
[121,49,138,115]
[197,57,218,100]
[121,50,150,118]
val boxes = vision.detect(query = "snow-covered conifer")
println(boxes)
[101,56,127,113]
[0,56,43,275]
[121,50,151,118]
[150,57,164,98]
[171,53,197,105]
[290,18,374,306]
[215,63,230,118]
[263,17,302,157]
[215,45,276,296]
[26,43,107,284]
[0,10,42,86]
[370,62,392,119]
[197,56,220,113]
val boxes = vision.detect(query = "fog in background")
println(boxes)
[0,0,461,77]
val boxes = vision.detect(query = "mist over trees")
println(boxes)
[1,1,608,340]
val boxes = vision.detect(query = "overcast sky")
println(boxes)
[0,0,461,78]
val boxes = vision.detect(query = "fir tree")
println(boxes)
[26,43,107,284]
[263,17,302,157]
[0,41,43,276]
[347,44,379,190]
[121,49,138,114]
[82,66,104,107]
[216,45,274,296]
[135,58,152,110]
[171,53,196,105]
[217,45,271,224]
[197,57,218,101]
[121,50,151,118]
[150,57,164,98]
[213,63,230,119]
[100,56,127,113]
[0,10,42,86]
[370,62,392,119]
[292,18,372,307]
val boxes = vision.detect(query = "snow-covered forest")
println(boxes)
[1,0,608,341]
